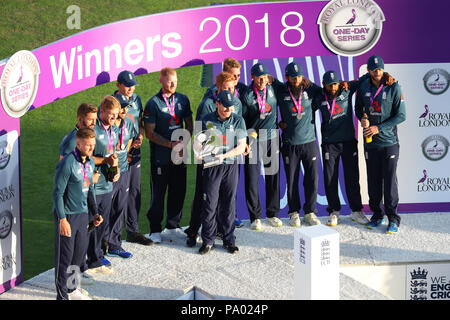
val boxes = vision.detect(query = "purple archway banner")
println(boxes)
[1,0,449,294]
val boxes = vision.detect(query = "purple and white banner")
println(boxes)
[0,0,449,293]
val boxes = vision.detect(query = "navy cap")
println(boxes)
[367,55,384,71]
[251,63,269,77]
[285,62,304,78]
[216,90,235,109]
[117,70,138,87]
[322,71,340,85]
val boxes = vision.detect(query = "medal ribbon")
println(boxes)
[101,121,114,153]
[74,148,89,185]
[119,121,125,146]
[369,84,384,107]
[163,94,176,119]
[324,90,337,116]
[288,87,303,116]
[253,84,267,114]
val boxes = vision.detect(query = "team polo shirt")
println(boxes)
[52,150,97,220]
[197,87,243,121]
[59,126,79,157]
[93,118,119,194]
[113,91,143,135]
[274,80,322,146]
[201,111,247,163]
[355,80,406,148]
[241,82,278,141]
[143,90,192,165]
[115,116,138,172]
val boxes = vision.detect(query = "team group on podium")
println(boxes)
[53,55,406,299]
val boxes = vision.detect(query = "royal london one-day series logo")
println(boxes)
[0,50,40,118]
[423,68,450,95]
[317,0,385,56]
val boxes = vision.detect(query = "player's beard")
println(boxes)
[288,82,302,97]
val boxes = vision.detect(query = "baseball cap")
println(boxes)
[117,70,138,87]
[216,90,236,109]
[251,63,269,77]
[285,62,304,78]
[367,55,384,71]
[322,70,340,85]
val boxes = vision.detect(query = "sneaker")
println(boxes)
[162,228,186,240]
[186,233,198,247]
[101,258,111,267]
[85,265,113,275]
[126,232,154,246]
[251,219,262,231]
[327,211,339,227]
[199,244,212,255]
[68,288,91,300]
[80,272,94,286]
[366,218,385,229]
[267,217,283,227]
[235,218,244,228]
[289,212,301,227]
[107,248,133,259]
[223,244,239,254]
[351,211,370,225]
[149,232,162,243]
[386,222,399,234]
[304,212,321,226]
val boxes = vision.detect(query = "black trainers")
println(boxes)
[186,233,197,247]
[223,244,239,254]
[199,244,212,255]
[126,232,154,246]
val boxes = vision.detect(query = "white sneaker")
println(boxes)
[289,212,301,227]
[351,211,370,225]
[149,232,162,243]
[80,272,94,285]
[327,211,339,227]
[251,219,262,231]
[85,265,113,275]
[304,212,321,226]
[267,217,283,227]
[68,288,91,300]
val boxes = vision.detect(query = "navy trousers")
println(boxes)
[185,164,204,237]
[201,164,239,246]
[364,144,401,226]
[126,151,141,235]
[147,162,186,234]
[54,212,89,300]
[108,170,130,250]
[322,140,363,213]
[87,191,113,268]
[244,138,280,222]
[281,141,319,215]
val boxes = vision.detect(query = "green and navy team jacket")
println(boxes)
[115,116,138,172]
[93,118,119,194]
[59,125,79,157]
[355,79,406,148]
[52,149,98,220]
[143,90,192,166]
[241,82,278,142]
[113,91,143,135]
[201,111,248,163]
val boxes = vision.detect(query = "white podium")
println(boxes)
[294,225,339,300]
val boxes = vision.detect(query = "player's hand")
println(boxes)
[59,218,71,237]
[361,118,370,129]
[92,171,100,184]
[112,167,121,182]
[106,153,118,167]
[363,125,379,138]
[93,214,103,227]
[244,144,251,156]
[131,137,142,149]
[339,81,349,91]
[278,121,287,130]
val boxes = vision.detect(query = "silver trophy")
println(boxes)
[193,129,225,168]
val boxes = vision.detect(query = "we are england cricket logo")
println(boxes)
[317,0,385,56]
[409,267,428,300]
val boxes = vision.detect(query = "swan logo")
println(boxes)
[0,140,12,170]
[423,68,449,95]
[0,50,40,118]
[421,135,449,161]
[0,210,13,239]
[317,0,385,56]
